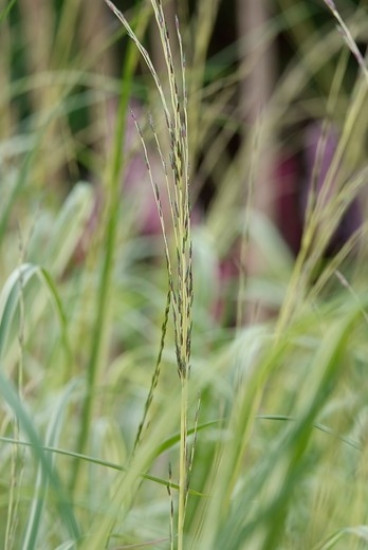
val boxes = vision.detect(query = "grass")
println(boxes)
[1,0,368,548]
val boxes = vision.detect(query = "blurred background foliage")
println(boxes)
[2,0,366,259]
[1,0,368,548]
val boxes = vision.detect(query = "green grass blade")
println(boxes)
[0,368,80,541]
[0,263,71,364]
[22,380,79,550]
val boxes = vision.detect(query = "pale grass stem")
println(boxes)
[334,269,368,325]
[105,2,192,547]
[275,10,367,337]
[4,228,27,550]
[323,0,368,86]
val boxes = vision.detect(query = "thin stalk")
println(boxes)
[107,5,193,547]
[5,259,25,550]
[323,0,368,86]
[69,14,145,492]
[275,49,350,335]
[178,375,189,550]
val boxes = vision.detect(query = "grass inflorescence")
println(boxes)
[0,0,368,549]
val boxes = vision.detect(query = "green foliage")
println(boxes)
[0,0,368,549]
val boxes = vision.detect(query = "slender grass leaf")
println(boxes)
[0,367,80,541]
[22,379,80,550]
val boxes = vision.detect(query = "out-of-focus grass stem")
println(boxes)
[70,8,149,493]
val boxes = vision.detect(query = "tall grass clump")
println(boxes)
[1,0,368,549]
[105,0,193,546]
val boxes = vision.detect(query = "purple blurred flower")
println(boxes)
[275,151,303,255]
[276,121,362,256]
[302,121,362,255]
